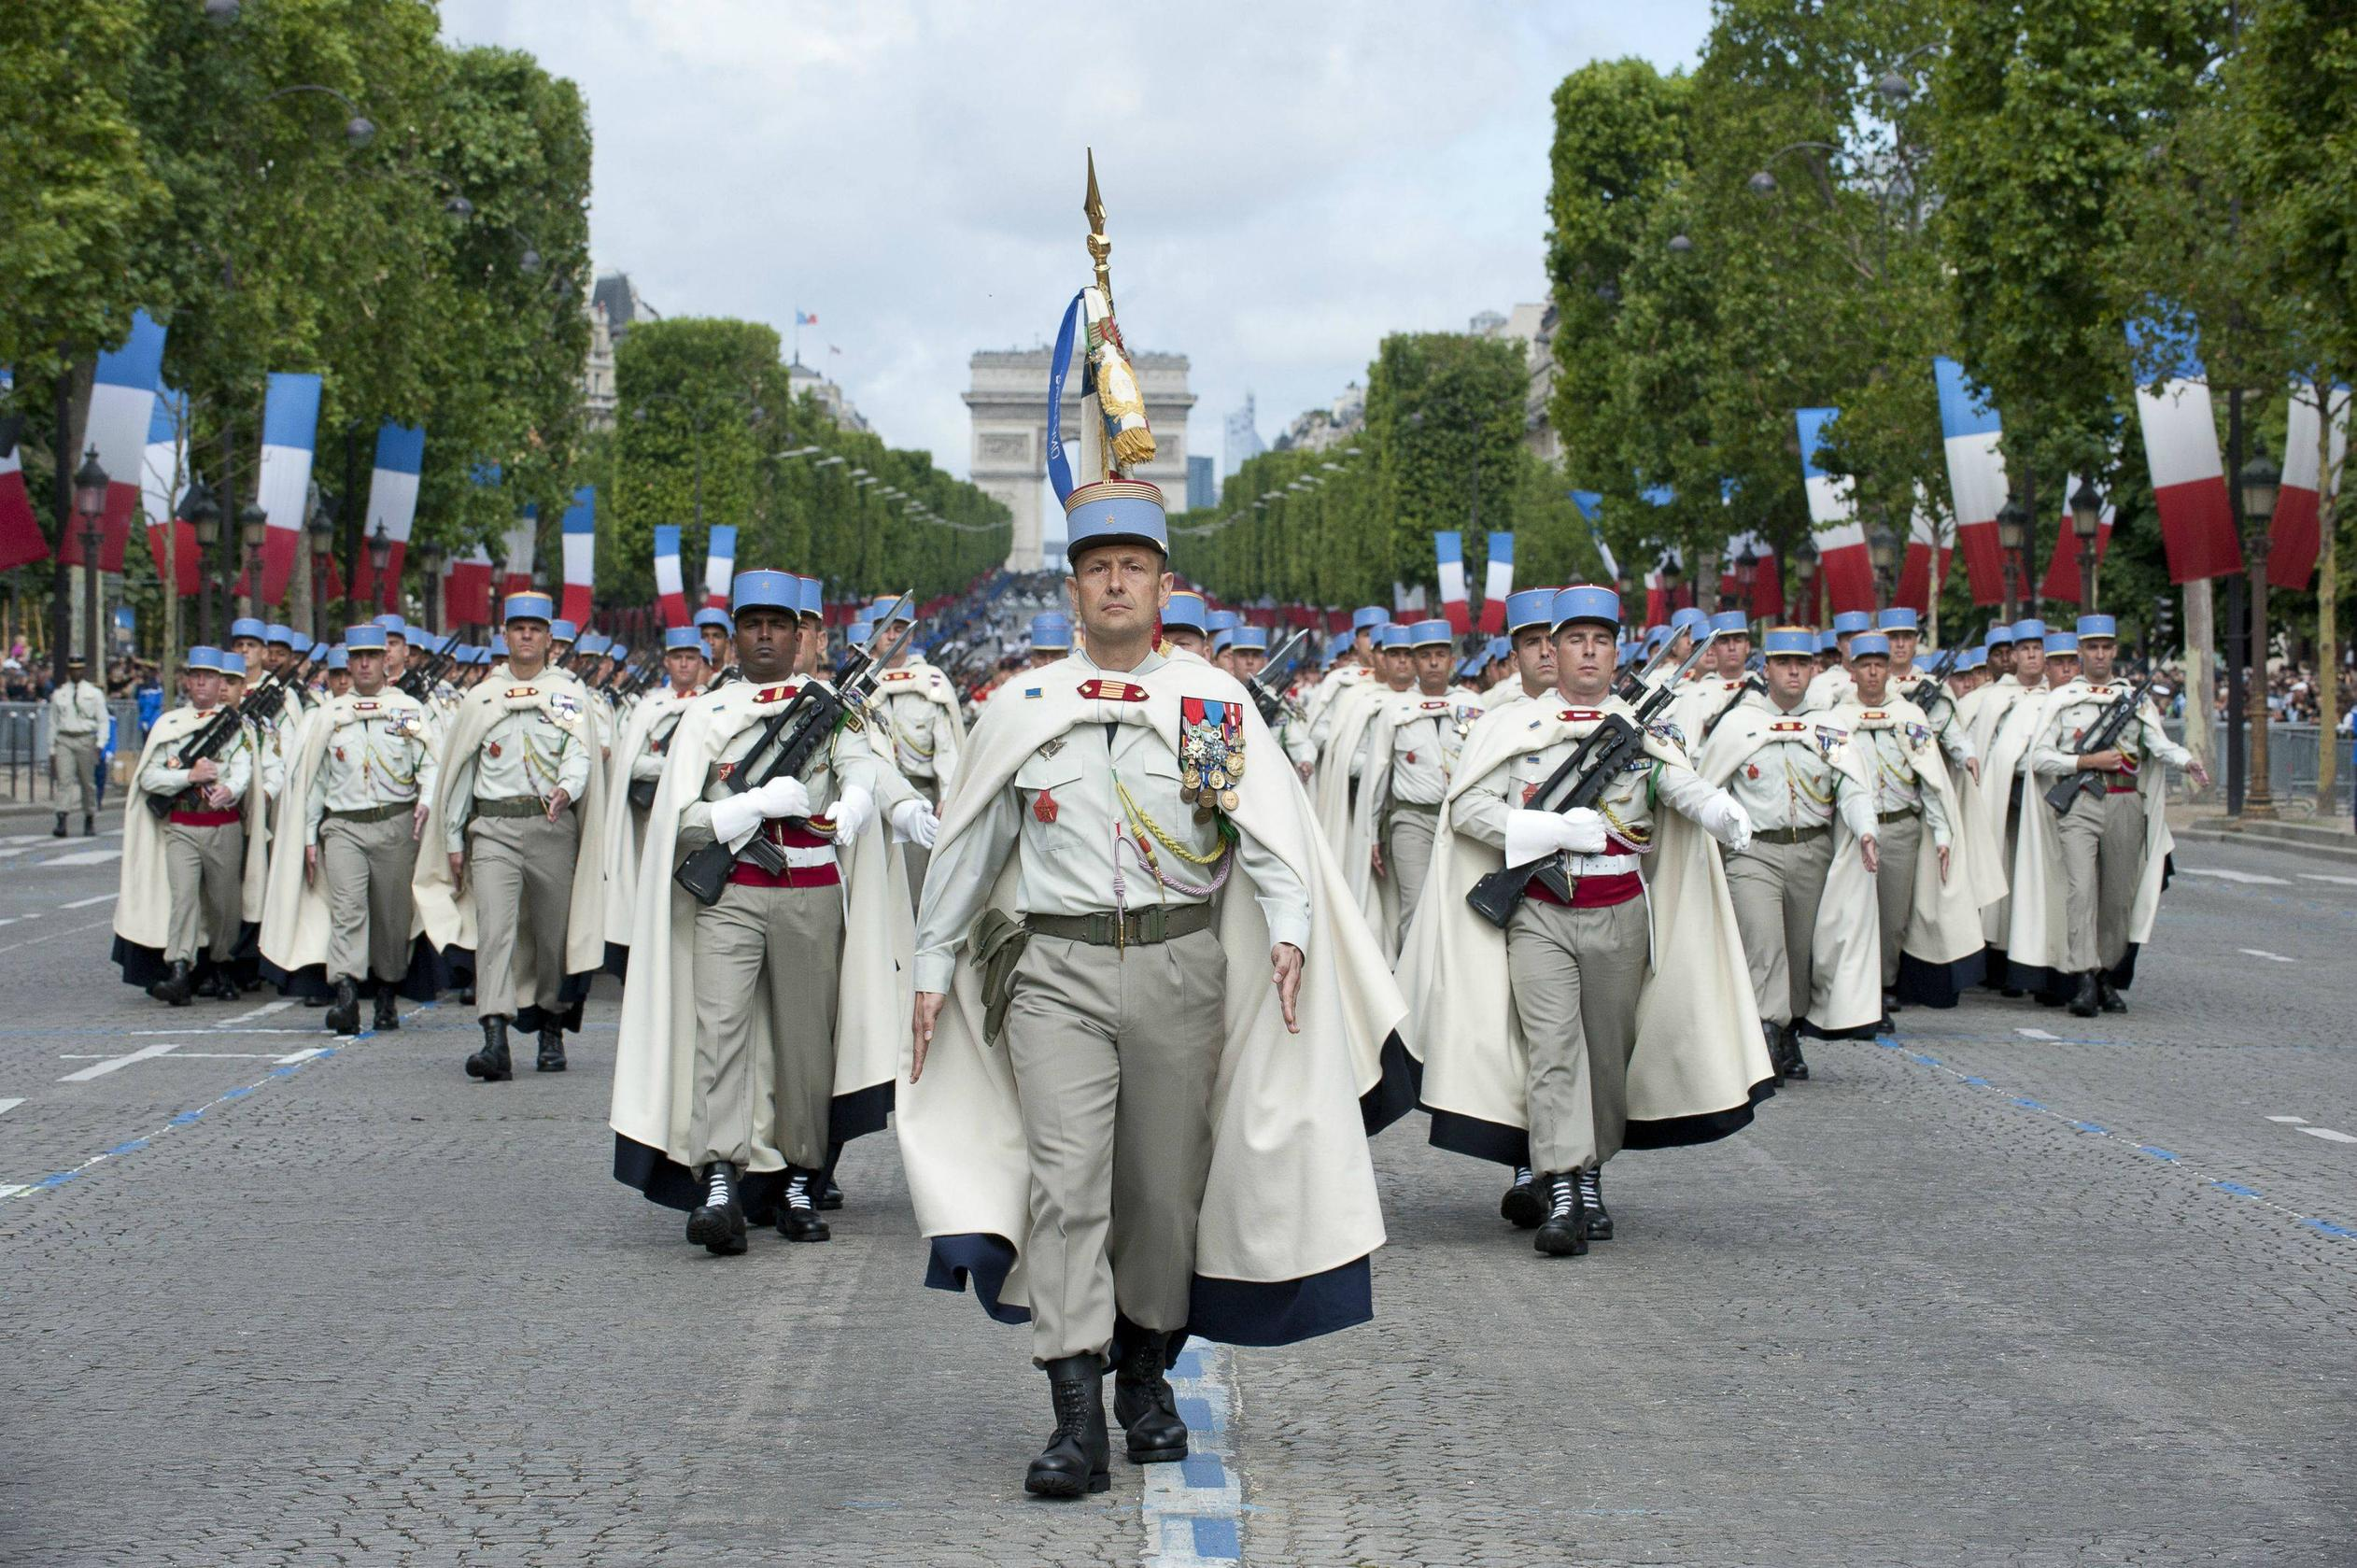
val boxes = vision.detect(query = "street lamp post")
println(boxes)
[1867,518,1900,611]
[188,482,222,648]
[238,502,268,623]
[1997,500,2028,623]
[2069,480,2104,613]
[71,448,108,680]
[419,542,445,634]
[1791,535,1818,623]
[2239,456,2281,820]
[1733,544,1758,629]
[306,504,335,644]
[367,523,393,614]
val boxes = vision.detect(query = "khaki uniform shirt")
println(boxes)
[49,680,109,739]
[677,678,890,852]
[874,660,962,784]
[1455,696,1724,861]
[1722,692,1879,838]
[441,675,595,853]
[1845,706,1952,847]
[2029,680,2191,781]
[303,689,439,845]
[1372,685,1485,807]
[139,710,254,805]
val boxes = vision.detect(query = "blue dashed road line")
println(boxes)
[1142,1336,1246,1566]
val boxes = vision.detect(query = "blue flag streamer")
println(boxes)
[1045,290,1086,505]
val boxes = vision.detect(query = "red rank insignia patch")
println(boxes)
[1746,763,1760,779]
[487,742,502,758]
[754,684,800,704]
[1522,782,1541,805]
[1078,679,1150,702]
[1033,787,1059,824]
[1404,751,1418,764]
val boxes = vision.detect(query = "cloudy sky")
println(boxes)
[444,0,1711,531]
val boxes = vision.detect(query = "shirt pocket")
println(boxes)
[1013,750,1088,855]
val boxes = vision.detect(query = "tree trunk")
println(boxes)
[2183,577,2216,799]
[2317,381,2345,812]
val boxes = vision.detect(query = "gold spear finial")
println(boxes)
[1084,148,1113,311]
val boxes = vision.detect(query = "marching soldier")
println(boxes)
[1883,609,1979,782]
[49,652,108,838]
[695,607,737,679]
[322,645,352,701]
[1479,588,1560,711]
[1313,622,1409,855]
[1673,611,1762,740]
[1160,588,1209,657]
[1804,610,1872,709]
[868,596,965,900]
[1300,605,1387,784]
[1350,618,1483,950]
[599,627,711,978]
[1693,628,1884,1081]
[1027,612,1072,670]
[1975,620,2054,986]
[1205,609,1239,673]
[414,592,608,1081]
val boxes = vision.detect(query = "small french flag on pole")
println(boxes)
[1795,407,1874,614]
[142,385,202,596]
[702,524,737,609]
[654,524,688,626]
[2036,473,2112,605]
[1434,530,1469,634]
[0,415,50,573]
[1478,531,1514,633]
[559,485,596,626]
[502,507,538,597]
[1896,488,1953,614]
[445,544,494,627]
[1933,356,2009,607]
[2271,377,2349,592]
[71,309,168,574]
[256,372,323,604]
[358,421,424,608]
[2127,316,2245,584]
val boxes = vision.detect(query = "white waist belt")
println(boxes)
[775,842,838,869]
[1566,852,1641,877]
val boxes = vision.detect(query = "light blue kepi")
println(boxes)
[1062,477,1167,559]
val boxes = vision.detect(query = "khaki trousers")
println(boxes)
[686,879,843,1171]
[1003,927,1226,1365]
[466,810,579,1020]
[1504,895,1649,1174]
[1385,808,1440,948]
[53,734,101,815]
[322,812,420,984]
[1725,833,1835,1027]
[1874,813,1922,988]
[163,820,244,965]
[2056,788,2144,973]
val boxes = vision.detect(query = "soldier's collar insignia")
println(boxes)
[1078,678,1150,702]
[1860,708,1886,719]
[1770,719,1809,732]
[882,670,914,682]
[504,685,537,699]
[1419,699,1448,710]
[1036,737,1066,759]
[354,700,379,712]
[1561,708,1602,722]
[754,683,801,704]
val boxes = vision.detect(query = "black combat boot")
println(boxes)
[776,1166,830,1242]
[685,1161,748,1256]
[372,984,401,1031]
[1499,1165,1543,1229]
[148,959,194,1007]
[83,813,95,837]
[464,1016,514,1081]
[2068,970,2101,1019]
[1763,1020,1792,1083]
[818,1139,845,1210]
[2098,978,2127,1013]
[324,978,361,1036]
[1579,1166,1613,1241]
[535,1023,566,1072]
[1112,1330,1190,1463]
[200,968,241,1001]
[1024,1354,1110,1498]
[1533,1171,1588,1258]
[1781,1023,1810,1081]
[51,812,66,839]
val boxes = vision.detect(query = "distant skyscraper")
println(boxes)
[1223,392,1264,478]
[1187,455,1215,511]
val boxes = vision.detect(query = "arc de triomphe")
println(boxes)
[966,347,1196,570]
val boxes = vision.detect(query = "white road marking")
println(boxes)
[2239,948,2298,963]
[217,999,295,1027]
[58,893,116,910]
[2268,1115,2310,1123]
[59,1042,181,1082]
[36,849,120,867]
[2016,1027,2060,1040]
[60,1052,278,1061]
[2178,867,2291,885]
[2298,872,2357,886]
[272,1047,332,1065]
[0,1185,27,1199]
[0,1097,24,1116]
[0,918,112,956]
[2299,1127,2357,1145]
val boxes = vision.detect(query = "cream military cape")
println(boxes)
[898,655,1408,1349]
[872,655,967,784]
[1693,700,1884,1036]
[1398,699,1774,1168]
[1477,677,1538,713]
[1829,695,1989,1005]
[1977,685,2056,952]
[597,683,701,977]
[608,676,910,1212]
[109,703,271,988]
[2000,682,2176,994]
[1672,675,1757,748]
[1309,676,1389,857]
[256,690,442,999]
[1345,683,1480,960]
[1302,659,1368,731]
[411,672,609,1030]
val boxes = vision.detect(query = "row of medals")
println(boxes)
[1180,728,1244,817]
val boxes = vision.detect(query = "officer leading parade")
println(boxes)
[21,7,2357,1563]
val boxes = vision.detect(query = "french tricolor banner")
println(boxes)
[1434,530,1469,633]
[2126,318,2244,584]
[1571,490,1618,583]
[502,507,538,597]
[1896,488,1954,614]
[703,524,737,609]
[356,422,424,608]
[2273,378,2349,591]
[66,309,167,574]
[1644,546,1685,627]
[1717,529,1783,623]
[654,523,688,625]
[0,416,49,573]
[142,385,202,596]
[1795,407,1874,614]
[446,544,494,627]
[1933,356,2009,606]
[2036,473,2114,605]
[1477,531,1514,633]
[256,372,322,604]
[559,485,595,626]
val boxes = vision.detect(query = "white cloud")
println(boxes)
[443,0,1709,507]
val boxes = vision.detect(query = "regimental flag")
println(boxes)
[702,524,736,610]
[2127,316,2245,584]
[1795,407,1874,615]
[654,524,687,626]
[141,385,201,596]
[65,309,168,574]
[1896,487,1955,614]
[1572,490,1616,582]
[445,544,494,628]
[0,415,49,572]
[1933,356,2009,607]
[2274,377,2350,591]
[502,506,538,596]
[2037,473,2115,606]
[559,485,595,626]
[255,372,322,604]
[1478,531,1514,634]
[796,311,817,326]
[1434,530,1469,634]
[356,422,424,608]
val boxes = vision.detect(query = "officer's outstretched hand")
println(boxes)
[910,991,945,1082]
[412,801,430,841]
[543,786,572,820]
[1859,833,1880,874]
[1272,943,1305,1033]
[304,845,318,887]
[447,850,466,889]
[1937,843,1951,883]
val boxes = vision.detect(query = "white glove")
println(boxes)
[890,797,940,849]
[707,791,766,847]
[1694,789,1753,854]
[753,775,811,820]
[827,784,874,842]
[1503,806,1607,866]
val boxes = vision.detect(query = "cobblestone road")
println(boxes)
[4,807,2351,1565]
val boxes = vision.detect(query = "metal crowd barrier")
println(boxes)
[0,699,148,803]
[2161,717,2355,815]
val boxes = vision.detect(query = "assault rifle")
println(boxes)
[2043,676,2151,817]
[1243,629,1312,727]
[672,599,915,907]
[145,642,327,818]
[396,634,463,702]
[1464,632,1719,928]
[1904,645,1962,723]
[1700,673,1764,743]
